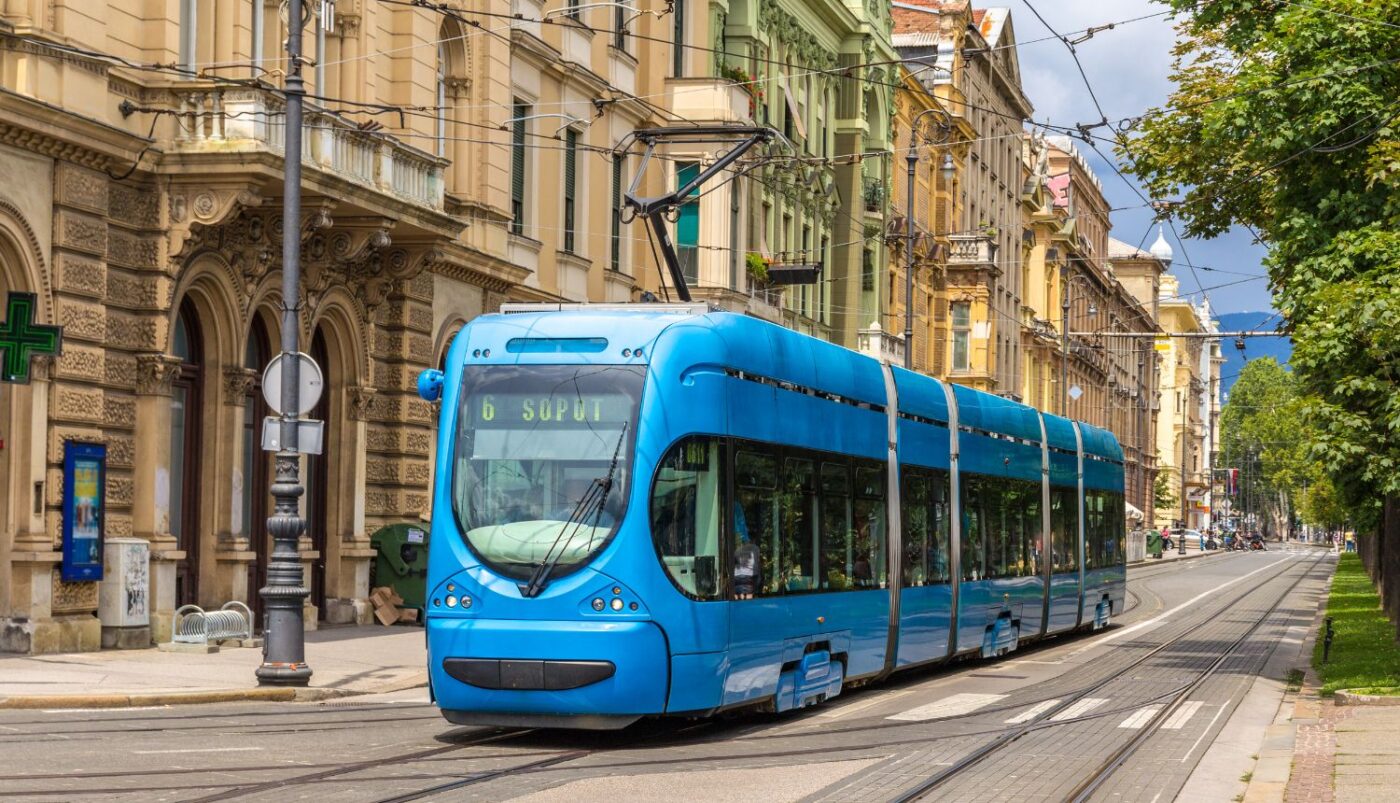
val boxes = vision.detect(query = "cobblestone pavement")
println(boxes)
[0,551,1332,803]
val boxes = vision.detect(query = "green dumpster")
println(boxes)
[1147,532,1163,559]
[370,523,431,614]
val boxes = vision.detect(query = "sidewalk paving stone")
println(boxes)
[0,624,426,707]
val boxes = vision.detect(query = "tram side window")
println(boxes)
[961,476,986,581]
[734,449,780,597]
[650,437,723,599]
[852,466,888,589]
[779,457,818,591]
[1084,490,1106,570]
[1106,492,1125,566]
[1050,486,1079,573]
[1014,479,1042,578]
[929,470,951,582]
[819,462,854,590]
[902,470,931,586]
[985,478,1012,578]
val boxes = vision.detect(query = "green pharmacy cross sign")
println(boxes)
[0,292,61,384]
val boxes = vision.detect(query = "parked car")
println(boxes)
[1170,528,1206,550]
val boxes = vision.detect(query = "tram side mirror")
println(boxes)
[418,368,445,403]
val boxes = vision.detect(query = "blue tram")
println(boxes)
[417,304,1126,729]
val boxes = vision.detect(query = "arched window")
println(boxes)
[304,329,332,617]
[170,300,204,605]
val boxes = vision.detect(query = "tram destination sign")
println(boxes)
[0,292,62,384]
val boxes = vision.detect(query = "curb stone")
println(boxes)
[1334,689,1400,706]
[0,684,415,710]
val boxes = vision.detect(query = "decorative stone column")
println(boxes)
[132,353,182,643]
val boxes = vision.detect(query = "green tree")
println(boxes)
[1122,0,1400,528]
[1153,467,1177,518]
[1219,358,1312,535]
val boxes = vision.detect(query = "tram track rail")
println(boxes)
[0,553,1311,802]
[884,551,1324,802]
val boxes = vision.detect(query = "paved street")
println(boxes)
[0,549,1333,802]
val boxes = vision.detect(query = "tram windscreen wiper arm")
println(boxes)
[520,423,628,598]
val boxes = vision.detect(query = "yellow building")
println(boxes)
[892,1,1029,394]
[0,0,678,653]
[874,65,974,370]
[1154,270,1211,529]
[1018,136,1162,520]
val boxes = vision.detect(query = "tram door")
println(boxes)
[725,448,808,704]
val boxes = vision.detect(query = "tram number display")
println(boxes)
[470,393,632,428]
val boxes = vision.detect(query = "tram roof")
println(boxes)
[476,305,1120,457]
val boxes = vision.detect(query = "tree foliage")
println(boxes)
[1219,358,1316,532]
[1122,0,1400,528]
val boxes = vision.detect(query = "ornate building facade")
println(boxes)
[870,64,973,370]
[891,1,1029,397]
[680,0,897,350]
[0,0,674,653]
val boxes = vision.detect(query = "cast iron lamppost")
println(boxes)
[258,0,312,686]
[903,107,955,369]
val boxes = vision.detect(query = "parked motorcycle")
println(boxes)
[1249,535,1266,551]
[1205,537,1218,550]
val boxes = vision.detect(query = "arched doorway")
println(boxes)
[170,300,204,606]
[305,328,331,618]
[243,313,273,622]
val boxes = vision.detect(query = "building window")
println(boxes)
[951,301,971,371]
[170,300,203,605]
[672,0,685,77]
[611,158,624,272]
[677,162,700,283]
[862,247,874,292]
[614,0,630,50]
[510,102,528,236]
[563,128,578,253]
[566,0,580,19]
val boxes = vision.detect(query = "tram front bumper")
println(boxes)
[428,617,669,727]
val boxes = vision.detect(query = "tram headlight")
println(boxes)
[461,596,472,608]
[446,596,458,608]
[610,598,624,611]
[592,598,606,611]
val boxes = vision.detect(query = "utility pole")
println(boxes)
[257,0,312,687]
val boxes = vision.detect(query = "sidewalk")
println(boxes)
[1241,552,1400,803]
[0,624,426,708]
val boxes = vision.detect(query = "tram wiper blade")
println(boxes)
[520,423,628,598]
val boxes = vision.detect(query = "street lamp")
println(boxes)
[257,0,312,687]
[904,107,955,369]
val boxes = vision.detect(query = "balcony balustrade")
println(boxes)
[169,87,445,210]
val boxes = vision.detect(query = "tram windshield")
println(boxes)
[451,364,644,582]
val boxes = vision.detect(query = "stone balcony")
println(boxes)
[166,87,446,211]
[665,78,753,125]
[947,233,1000,275]
[857,322,906,365]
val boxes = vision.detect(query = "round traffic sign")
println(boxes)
[262,352,324,417]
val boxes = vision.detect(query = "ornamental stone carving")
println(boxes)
[55,162,109,214]
[348,386,378,421]
[167,184,263,262]
[223,366,258,399]
[51,573,99,614]
[136,353,182,396]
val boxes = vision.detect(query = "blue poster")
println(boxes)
[61,442,106,582]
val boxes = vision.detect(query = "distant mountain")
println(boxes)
[1215,311,1292,395]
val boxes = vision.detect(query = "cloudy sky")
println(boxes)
[999,0,1274,315]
